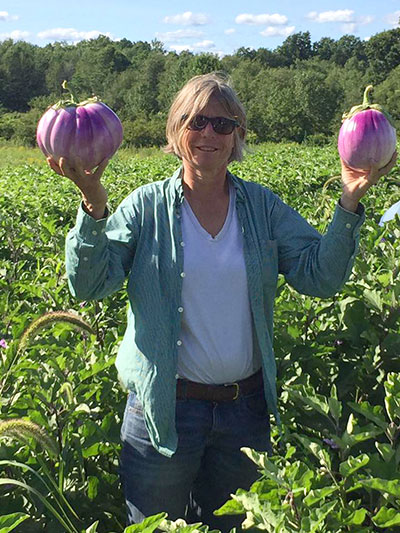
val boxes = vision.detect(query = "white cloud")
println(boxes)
[342,23,357,34]
[0,30,29,40]
[168,44,194,53]
[193,40,215,49]
[37,28,114,42]
[358,16,374,25]
[384,11,400,26]
[163,11,210,26]
[307,9,374,34]
[224,28,235,35]
[235,13,288,26]
[307,10,354,23]
[156,29,203,42]
[260,25,295,37]
[0,11,19,22]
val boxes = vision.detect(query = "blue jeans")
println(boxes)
[119,386,271,532]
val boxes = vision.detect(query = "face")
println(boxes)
[181,97,235,175]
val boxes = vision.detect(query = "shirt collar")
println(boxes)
[171,166,245,204]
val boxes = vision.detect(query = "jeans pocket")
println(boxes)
[121,392,149,444]
[126,391,143,414]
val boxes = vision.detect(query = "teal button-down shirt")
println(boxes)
[65,168,365,457]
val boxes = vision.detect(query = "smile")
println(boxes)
[197,146,217,152]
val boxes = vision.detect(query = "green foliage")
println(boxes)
[0,28,399,146]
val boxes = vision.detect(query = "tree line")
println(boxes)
[0,27,399,147]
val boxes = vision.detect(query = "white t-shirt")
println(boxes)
[177,184,254,384]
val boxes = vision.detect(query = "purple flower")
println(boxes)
[0,339,8,349]
[323,438,340,450]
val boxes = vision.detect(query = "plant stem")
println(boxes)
[362,85,373,106]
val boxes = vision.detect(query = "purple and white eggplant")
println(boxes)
[338,85,396,171]
[36,82,123,171]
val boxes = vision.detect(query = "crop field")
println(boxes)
[0,142,400,532]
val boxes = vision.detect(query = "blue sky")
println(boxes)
[0,0,399,56]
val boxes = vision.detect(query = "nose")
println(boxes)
[200,120,216,135]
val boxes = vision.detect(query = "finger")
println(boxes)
[379,151,398,174]
[71,155,85,176]
[59,157,81,181]
[47,157,63,175]
[93,158,109,180]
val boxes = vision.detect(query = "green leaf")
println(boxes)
[303,486,338,506]
[124,513,167,532]
[348,401,387,430]
[328,385,342,423]
[0,479,76,533]
[84,522,99,533]
[288,388,330,418]
[375,442,395,463]
[339,454,370,477]
[87,476,99,501]
[360,478,400,498]
[372,507,400,527]
[214,497,245,516]
[363,289,383,312]
[0,513,29,533]
[300,501,337,533]
[295,435,331,470]
[339,508,367,526]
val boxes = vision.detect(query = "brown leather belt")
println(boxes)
[176,369,263,402]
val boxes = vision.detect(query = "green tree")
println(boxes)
[276,32,313,65]
[374,65,400,123]
[0,40,46,111]
[313,37,336,61]
[332,35,366,66]
[365,28,400,83]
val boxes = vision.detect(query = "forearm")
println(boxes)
[82,197,108,220]
[339,193,359,213]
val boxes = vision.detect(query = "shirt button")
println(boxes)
[92,230,98,236]
[180,272,186,278]
[83,256,89,262]
[176,340,182,346]
[180,241,185,247]
[345,223,351,229]
[178,307,184,313]
[101,228,106,233]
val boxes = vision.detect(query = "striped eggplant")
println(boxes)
[338,85,396,171]
[36,82,123,170]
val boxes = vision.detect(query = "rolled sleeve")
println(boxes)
[66,200,137,300]
[273,198,365,298]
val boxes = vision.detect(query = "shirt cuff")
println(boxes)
[330,201,365,238]
[73,202,109,244]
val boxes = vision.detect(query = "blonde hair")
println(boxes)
[163,72,247,163]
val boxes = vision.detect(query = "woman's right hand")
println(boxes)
[47,156,109,219]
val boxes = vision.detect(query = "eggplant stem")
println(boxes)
[61,80,77,105]
[362,85,373,106]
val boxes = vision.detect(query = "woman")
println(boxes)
[48,73,396,531]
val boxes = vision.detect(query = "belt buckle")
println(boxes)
[225,382,240,400]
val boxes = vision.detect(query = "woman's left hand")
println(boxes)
[340,151,398,212]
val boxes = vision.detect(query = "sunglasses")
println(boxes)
[183,114,239,135]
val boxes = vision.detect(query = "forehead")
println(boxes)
[197,96,231,117]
